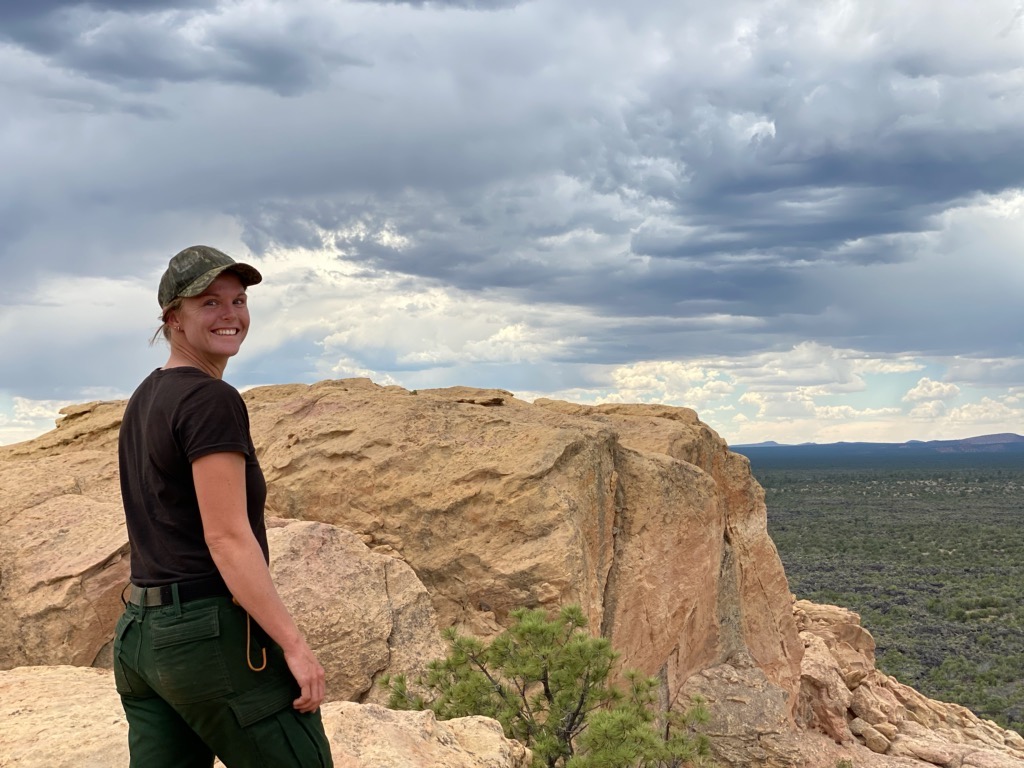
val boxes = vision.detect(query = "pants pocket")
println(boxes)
[231,682,333,768]
[150,605,233,704]
[112,611,135,695]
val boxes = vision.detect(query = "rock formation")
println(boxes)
[265,520,446,702]
[0,400,126,670]
[793,601,1024,767]
[0,666,530,768]
[1,378,1022,767]
[241,380,803,711]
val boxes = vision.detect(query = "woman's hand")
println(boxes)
[282,640,326,712]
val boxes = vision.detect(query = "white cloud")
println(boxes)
[512,340,1022,445]
[605,361,730,404]
[0,396,76,446]
[946,396,1024,426]
[903,377,961,403]
[10,397,75,421]
[813,405,902,421]
[909,400,948,419]
[326,355,395,384]
[852,357,925,375]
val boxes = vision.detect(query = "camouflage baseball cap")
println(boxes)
[158,245,263,307]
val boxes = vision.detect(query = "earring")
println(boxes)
[174,326,182,331]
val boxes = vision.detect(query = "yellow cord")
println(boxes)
[233,597,267,672]
[246,611,268,672]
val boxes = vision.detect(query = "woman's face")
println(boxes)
[168,272,250,362]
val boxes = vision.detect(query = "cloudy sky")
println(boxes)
[2,0,1023,447]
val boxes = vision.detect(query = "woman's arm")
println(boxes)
[193,451,325,713]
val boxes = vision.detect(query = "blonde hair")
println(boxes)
[150,297,184,345]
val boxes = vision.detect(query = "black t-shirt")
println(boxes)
[118,367,269,586]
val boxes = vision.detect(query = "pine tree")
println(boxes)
[383,604,715,768]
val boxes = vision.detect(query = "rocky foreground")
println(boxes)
[1,378,1022,767]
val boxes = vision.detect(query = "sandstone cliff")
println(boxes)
[1,378,1022,767]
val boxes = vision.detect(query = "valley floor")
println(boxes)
[753,455,1024,734]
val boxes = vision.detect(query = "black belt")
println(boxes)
[128,575,231,607]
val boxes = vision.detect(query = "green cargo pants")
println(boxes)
[113,591,333,768]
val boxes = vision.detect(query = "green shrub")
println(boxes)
[383,604,715,768]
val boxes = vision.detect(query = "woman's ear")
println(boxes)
[164,307,180,331]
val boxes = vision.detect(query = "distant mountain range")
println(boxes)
[732,433,1024,467]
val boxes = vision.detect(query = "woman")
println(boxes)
[113,245,334,767]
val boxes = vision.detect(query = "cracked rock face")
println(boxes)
[245,381,803,710]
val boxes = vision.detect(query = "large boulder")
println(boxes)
[246,380,803,709]
[0,666,530,768]
[0,401,127,670]
[266,519,445,703]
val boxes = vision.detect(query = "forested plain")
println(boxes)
[742,450,1024,735]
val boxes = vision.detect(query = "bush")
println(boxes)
[383,604,715,768]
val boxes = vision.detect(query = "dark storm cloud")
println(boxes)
[0,0,206,27]
[597,76,1024,268]
[3,0,1024,385]
[235,188,815,338]
[357,0,522,7]
[663,140,1024,261]
[236,86,1017,316]
[1,1,362,96]
[225,0,1024,317]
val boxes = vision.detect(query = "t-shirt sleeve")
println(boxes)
[174,379,253,462]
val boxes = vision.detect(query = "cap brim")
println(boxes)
[176,263,263,298]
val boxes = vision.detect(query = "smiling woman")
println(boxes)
[164,274,251,376]
[113,245,334,767]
